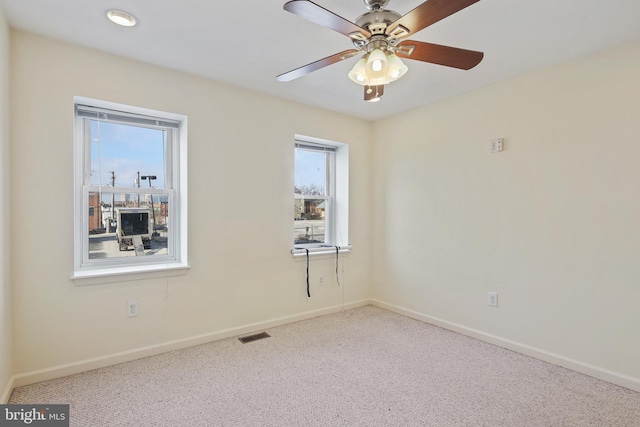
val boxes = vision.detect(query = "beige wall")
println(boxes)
[372,40,640,385]
[0,6,12,402]
[10,30,372,376]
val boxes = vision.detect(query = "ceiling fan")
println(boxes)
[277,0,484,102]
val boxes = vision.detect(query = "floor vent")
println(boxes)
[238,332,271,344]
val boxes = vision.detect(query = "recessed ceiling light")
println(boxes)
[106,10,138,27]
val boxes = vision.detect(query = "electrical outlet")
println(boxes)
[487,292,498,307]
[490,138,504,153]
[318,275,325,286]
[127,300,139,317]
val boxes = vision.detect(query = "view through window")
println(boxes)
[88,120,169,259]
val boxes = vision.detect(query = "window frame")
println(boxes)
[72,97,188,279]
[293,136,349,253]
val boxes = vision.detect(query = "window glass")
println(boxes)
[87,191,169,259]
[294,149,326,196]
[294,144,333,246]
[90,121,166,189]
[294,197,326,244]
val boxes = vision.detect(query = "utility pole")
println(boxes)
[136,171,141,207]
[111,171,116,225]
[141,175,157,236]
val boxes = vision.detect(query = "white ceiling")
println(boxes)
[2,0,640,121]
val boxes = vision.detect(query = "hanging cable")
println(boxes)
[306,249,311,298]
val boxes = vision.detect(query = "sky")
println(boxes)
[295,148,326,195]
[90,120,166,190]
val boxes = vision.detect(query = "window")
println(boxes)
[73,97,188,278]
[293,136,349,253]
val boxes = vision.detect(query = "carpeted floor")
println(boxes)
[9,305,640,426]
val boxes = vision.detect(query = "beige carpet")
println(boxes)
[9,306,640,426]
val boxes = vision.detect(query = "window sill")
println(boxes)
[72,262,190,285]
[291,245,352,258]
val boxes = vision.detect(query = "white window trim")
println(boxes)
[293,135,349,256]
[72,97,189,280]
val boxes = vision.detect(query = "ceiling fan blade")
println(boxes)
[386,0,480,38]
[284,0,371,40]
[277,49,360,82]
[396,40,483,70]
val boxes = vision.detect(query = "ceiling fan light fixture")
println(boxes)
[366,48,389,77]
[348,48,408,87]
[348,57,369,85]
[106,10,138,27]
[387,53,408,81]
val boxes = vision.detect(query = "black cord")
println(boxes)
[306,249,311,298]
[335,246,341,287]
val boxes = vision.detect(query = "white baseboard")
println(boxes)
[371,299,640,393]
[1,375,14,404]
[11,299,370,389]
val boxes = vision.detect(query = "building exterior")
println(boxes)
[88,192,102,232]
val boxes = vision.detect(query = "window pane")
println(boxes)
[88,191,168,260]
[90,121,166,190]
[294,198,326,244]
[295,149,326,196]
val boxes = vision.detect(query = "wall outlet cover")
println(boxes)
[488,292,498,307]
[490,138,504,153]
[127,300,139,317]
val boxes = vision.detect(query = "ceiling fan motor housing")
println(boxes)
[362,0,390,10]
[353,9,402,49]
